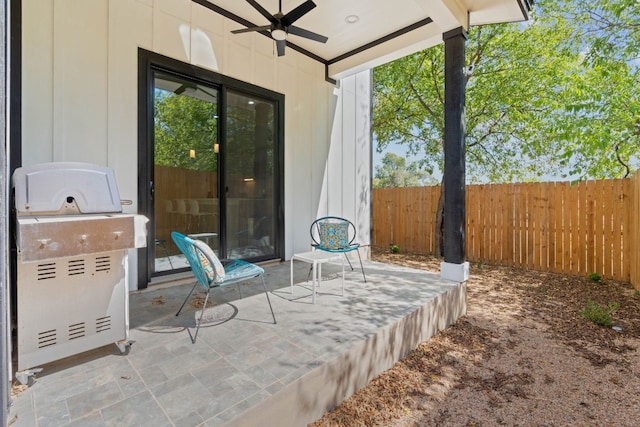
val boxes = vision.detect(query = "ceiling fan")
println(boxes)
[231,0,328,56]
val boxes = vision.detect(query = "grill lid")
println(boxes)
[13,162,123,215]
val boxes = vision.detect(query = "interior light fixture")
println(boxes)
[345,15,359,24]
[243,178,255,182]
[271,28,287,41]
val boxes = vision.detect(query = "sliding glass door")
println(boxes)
[138,49,284,285]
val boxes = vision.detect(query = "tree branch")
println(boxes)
[614,141,631,178]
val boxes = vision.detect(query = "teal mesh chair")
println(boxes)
[310,216,366,282]
[171,231,276,343]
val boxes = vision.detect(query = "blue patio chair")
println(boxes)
[171,231,276,343]
[310,216,366,282]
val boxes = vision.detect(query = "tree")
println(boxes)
[373,0,640,255]
[374,18,585,183]
[373,152,434,188]
[538,0,640,179]
[548,0,640,66]
[374,0,639,182]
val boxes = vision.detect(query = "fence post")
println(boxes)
[632,171,640,290]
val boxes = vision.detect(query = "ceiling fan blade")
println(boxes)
[276,39,286,56]
[231,25,272,34]
[281,0,316,26]
[288,25,328,43]
[246,0,275,23]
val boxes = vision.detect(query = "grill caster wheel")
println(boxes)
[116,339,135,355]
[15,368,43,386]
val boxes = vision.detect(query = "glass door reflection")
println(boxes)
[153,72,220,272]
[225,90,276,260]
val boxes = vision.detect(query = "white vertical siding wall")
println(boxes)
[301,71,372,259]
[21,0,371,287]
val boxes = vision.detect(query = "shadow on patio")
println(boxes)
[9,259,465,427]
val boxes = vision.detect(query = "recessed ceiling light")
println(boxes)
[345,15,359,24]
[248,100,255,105]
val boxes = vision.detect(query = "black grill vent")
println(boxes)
[96,316,111,333]
[38,329,57,348]
[95,256,111,272]
[68,322,86,340]
[67,259,86,276]
[36,262,57,280]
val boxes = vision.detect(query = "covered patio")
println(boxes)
[8,259,465,426]
[1,0,533,424]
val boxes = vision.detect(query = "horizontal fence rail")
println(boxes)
[372,171,640,288]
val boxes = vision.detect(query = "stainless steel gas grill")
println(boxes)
[12,162,148,374]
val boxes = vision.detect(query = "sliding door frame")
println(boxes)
[137,49,284,288]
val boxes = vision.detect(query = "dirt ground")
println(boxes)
[311,249,640,427]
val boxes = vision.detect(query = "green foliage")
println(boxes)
[154,90,219,172]
[390,244,400,253]
[579,299,619,327]
[373,0,640,183]
[373,152,434,188]
[634,290,640,298]
[588,272,602,283]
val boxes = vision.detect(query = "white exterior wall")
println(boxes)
[21,0,372,289]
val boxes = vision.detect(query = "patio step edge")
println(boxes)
[222,281,467,427]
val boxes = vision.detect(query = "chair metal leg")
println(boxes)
[355,249,367,283]
[343,253,355,271]
[260,276,277,324]
[176,281,199,316]
[190,290,211,344]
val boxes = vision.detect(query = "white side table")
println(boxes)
[290,251,344,304]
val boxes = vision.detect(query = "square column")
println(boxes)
[441,27,468,281]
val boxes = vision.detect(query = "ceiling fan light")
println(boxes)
[271,28,287,41]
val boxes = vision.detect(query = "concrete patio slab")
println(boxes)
[8,259,465,427]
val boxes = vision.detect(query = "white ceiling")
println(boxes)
[201,0,532,79]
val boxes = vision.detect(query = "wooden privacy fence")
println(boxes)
[372,171,640,287]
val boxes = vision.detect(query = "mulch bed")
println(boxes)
[310,249,640,427]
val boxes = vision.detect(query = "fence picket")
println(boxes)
[612,180,623,280]
[517,184,524,268]
[553,182,564,273]
[547,182,556,272]
[540,183,549,270]
[466,185,476,260]
[505,184,514,267]
[600,180,612,278]
[560,182,571,274]
[623,178,633,282]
